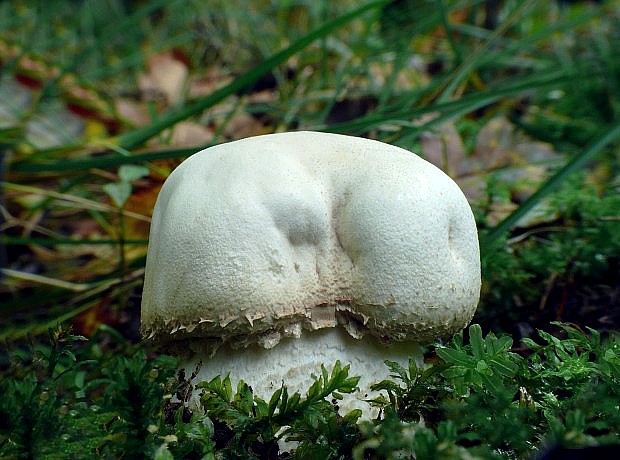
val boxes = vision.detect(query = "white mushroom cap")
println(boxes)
[141,131,480,409]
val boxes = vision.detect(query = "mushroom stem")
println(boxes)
[182,328,423,418]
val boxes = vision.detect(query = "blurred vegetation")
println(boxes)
[1,0,619,457]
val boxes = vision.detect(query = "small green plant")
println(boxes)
[0,326,182,459]
[362,323,620,459]
[0,325,86,458]
[198,361,361,458]
[479,176,620,334]
[2,323,617,459]
[102,165,150,210]
[103,164,150,277]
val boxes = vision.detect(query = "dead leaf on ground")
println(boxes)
[170,121,214,147]
[420,121,469,177]
[139,50,188,105]
[224,111,270,140]
[188,66,234,98]
[115,98,152,127]
[473,117,564,226]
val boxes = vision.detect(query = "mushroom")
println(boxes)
[141,131,480,413]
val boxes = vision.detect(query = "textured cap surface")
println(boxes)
[141,131,480,348]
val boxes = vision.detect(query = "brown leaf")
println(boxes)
[73,298,115,337]
[188,66,233,98]
[170,121,214,147]
[140,51,188,104]
[115,98,152,127]
[223,112,269,140]
[420,122,469,177]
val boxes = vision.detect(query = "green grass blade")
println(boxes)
[323,70,571,134]
[2,236,148,246]
[434,0,537,104]
[10,146,202,173]
[116,0,389,150]
[483,121,620,248]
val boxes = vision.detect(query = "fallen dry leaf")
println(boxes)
[170,121,214,147]
[472,117,564,227]
[223,111,269,140]
[73,297,116,337]
[115,98,152,127]
[140,50,188,105]
[188,66,234,98]
[420,121,469,178]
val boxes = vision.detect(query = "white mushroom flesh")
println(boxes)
[141,131,480,410]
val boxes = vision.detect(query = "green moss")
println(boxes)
[1,323,618,459]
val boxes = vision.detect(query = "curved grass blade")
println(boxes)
[482,121,620,249]
[2,236,148,246]
[10,146,201,173]
[433,0,537,104]
[323,70,572,135]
